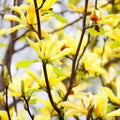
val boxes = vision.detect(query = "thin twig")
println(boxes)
[33,0,42,40]
[63,0,89,101]
[50,16,83,34]
[13,30,30,42]
[95,0,98,9]
[14,44,29,53]
[5,87,11,120]
[76,33,90,71]
[23,96,34,120]
[42,62,64,120]
[37,0,46,10]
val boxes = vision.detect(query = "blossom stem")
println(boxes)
[63,0,89,101]
[23,96,34,120]
[33,0,42,40]
[5,86,11,120]
[42,62,64,120]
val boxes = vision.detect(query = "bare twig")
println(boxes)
[76,33,90,71]
[63,0,89,101]
[33,0,42,39]
[5,87,11,120]
[23,96,34,120]
[14,44,29,53]
[50,16,83,34]
[42,62,64,120]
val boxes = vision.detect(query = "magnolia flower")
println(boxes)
[82,50,107,76]
[63,30,88,55]
[8,73,39,97]
[93,88,120,119]
[27,34,72,64]
[97,14,120,27]
[58,93,93,116]
[4,0,56,33]
[27,64,67,88]
[0,110,9,120]
[101,77,120,105]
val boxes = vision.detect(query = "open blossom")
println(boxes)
[27,33,72,64]
[4,0,56,34]
[8,73,39,97]
[27,64,67,88]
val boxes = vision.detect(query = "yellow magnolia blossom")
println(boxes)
[106,28,120,42]
[97,14,120,27]
[25,0,57,11]
[37,97,57,115]
[11,110,26,120]
[67,1,92,13]
[93,88,120,119]
[82,50,107,76]
[0,110,9,120]
[58,93,93,116]
[34,114,50,120]
[4,0,56,34]
[63,30,88,55]
[27,64,67,88]
[27,35,71,64]
[101,77,120,105]
[0,29,7,36]
[8,73,39,97]
[93,89,108,117]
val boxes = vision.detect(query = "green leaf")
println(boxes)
[0,43,7,47]
[110,41,120,49]
[29,98,37,104]
[54,13,68,23]
[16,60,38,68]
[69,0,81,5]
[88,25,105,35]
[107,104,115,113]
[117,70,120,75]
[52,65,65,76]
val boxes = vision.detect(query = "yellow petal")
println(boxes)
[50,48,71,61]
[101,87,120,104]
[34,114,50,120]
[94,88,108,117]
[41,14,53,21]
[106,28,120,41]
[4,15,22,23]
[12,6,26,24]
[105,109,120,118]
[27,37,44,59]
[41,30,50,41]
[50,76,66,86]
[0,29,7,36]
[116,77,120,98]
[27,4,36,24]
[27,69,44,87]
[0,110,9,120]
[8,24,26,33]
[42,0,57,10]
[98,14,120,26]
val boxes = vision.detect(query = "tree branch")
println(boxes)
[42,62,64,120]
[63,0,89,101]
[33,0,42,40]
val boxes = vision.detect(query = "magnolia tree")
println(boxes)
[0,0,120,120]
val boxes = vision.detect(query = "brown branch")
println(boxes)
[42,62,64,120]
[63,0,89,101]
[50,16,83,34]
[5,87,11,120]
[14,44,29,53]
[33,0,42,40]
[76,33,90,71]
[23,96,34,120]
